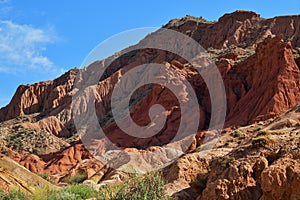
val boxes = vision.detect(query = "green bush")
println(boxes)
[37,173,50,181]
[31,186,59,200]
[30,185,96,200]
[98,171,169,200]
[69,174,88,184]
[0,189,28,200]
[63,185,97,199]
[46,192,78,200]
[62,173,88,184]
[213,155,235,169]
[16,115,30,123]
[231,130,245,139]
[252,136,270,147]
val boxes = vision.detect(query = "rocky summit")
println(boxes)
[0,10,300,199]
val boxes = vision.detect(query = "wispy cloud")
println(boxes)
[0,0,9,3]
[0,20,64,75]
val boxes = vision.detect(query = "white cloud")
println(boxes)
[0,66,11,73]
[0,20,64,75]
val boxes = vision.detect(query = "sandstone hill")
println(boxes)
[0,154,57,193]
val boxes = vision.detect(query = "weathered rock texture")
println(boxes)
[0,154,57,193]
[0,10,299,196]
[165,103,300,200]
[0,69,77,122]
[165,10,300,49]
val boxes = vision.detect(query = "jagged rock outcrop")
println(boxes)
[260,157,300,200]
[0,69,77,122]
[165,10,300,49]
[224,35,300,125]
[42,143,97,174]
[165,103,300,199]
[11,143,105,183]
[164,148,232,199]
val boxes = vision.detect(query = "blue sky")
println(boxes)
[0,0,299,108]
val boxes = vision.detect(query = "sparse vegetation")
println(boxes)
[16,115,30,123]
[32,185,96,200]
[293,53,300,59]
[38,173,50,181]
[255,126,263,131]
[185,30,192,35]
[0,171,169,200]
[5,128,63,154]
[257,130,269,136]
[63,173,88,184]
[65,132,80,144]
[252,136,270,147]
[231,130,246,139]
[0,189,27,200]
[212,155,235,169]
[63,185,97,199]
[98,171,168,200]
[167,15,214,27]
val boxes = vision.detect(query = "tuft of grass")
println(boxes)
[31,186,59,200]
[255,126,262,131]
[252,136,270,147]
[37,173,50,181]
[62,185,97,199]
[231,130,245,139]
[16,115,30,123]
[69,174,87,184]
[99,171,169,200]
[257,130,269,137]
[212,155,235,169]
[0,189,28,200]
[63,173,88,184]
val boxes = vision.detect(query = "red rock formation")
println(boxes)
[0,11,300,184]
[166,103,300,199]
[224,35,300,125]
[15,143,104,181]
[20,154,46,173]
[165,10,300,49]
[41,143,94,174]
[0,69,77,122]
[1,11,299,128]
[1,11,300,123]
